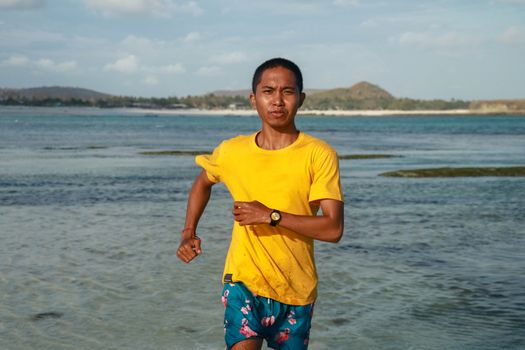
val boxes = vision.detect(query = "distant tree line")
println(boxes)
[0,94,251,109]
[0,94,472,111]
[301,96,470,111]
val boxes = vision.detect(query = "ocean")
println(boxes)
[1,106,524,349]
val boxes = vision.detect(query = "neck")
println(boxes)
[256,126,299,150]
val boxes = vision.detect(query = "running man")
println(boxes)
[177,57,344,350]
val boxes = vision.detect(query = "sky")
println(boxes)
[0,0,524,100]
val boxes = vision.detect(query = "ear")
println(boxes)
[249,92,257,109]
[298,92,306,108]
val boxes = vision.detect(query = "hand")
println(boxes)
[176,232,202,263]
[232,201,272,226]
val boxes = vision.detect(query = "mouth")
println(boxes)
[269,110,286,118]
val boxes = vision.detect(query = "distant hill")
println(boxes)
[0,86,111,100]
[309,82,393,100]
[302,81,397,110]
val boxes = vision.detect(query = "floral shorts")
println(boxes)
[222,282,314,350]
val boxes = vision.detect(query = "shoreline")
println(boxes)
[123,108,525,117]
[300,109,473,116]
[111,107,515,117]
[2,105,524,117]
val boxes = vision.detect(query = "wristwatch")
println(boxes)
[269,209,282,227]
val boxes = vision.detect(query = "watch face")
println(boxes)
[271,211,281,221]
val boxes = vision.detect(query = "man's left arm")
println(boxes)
[232,199,344,243]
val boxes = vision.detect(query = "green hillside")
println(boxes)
[303,82,395,110]
[0,86,111,99]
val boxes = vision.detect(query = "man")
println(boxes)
[177,58,344,350]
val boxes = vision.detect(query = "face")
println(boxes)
[250,66,306,131]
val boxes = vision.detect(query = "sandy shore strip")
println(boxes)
[299,109,473,116]
[119,108,480,117]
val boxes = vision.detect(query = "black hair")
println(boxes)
[251,57,303,93]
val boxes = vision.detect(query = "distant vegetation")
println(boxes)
[380,166,525,177]
[338,154,400,160]
[1,83,523,113]
[0,87,250,109]
[469,99,525,114]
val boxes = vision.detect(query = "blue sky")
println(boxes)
[1,0,524,99]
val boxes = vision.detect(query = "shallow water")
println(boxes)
[1,107,524,349]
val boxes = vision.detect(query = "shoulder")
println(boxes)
[300,132,338,156]
[212,134,255,158]
[212,133,253,152]
[220,134,253,148]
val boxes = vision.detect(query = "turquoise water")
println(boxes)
[1,107,524,349]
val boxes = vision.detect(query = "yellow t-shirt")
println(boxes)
[195,132,343,305]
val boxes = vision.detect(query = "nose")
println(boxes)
[272,91,284,106]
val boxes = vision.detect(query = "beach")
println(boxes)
[117,107,478,117]
[4,105,521,117]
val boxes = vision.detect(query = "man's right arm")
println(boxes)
[176,170,215,263]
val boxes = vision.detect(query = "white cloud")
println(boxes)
[36,58,75,71]
[502,26,525,44]
[333,0,359,7]
[395,31,471,49]
[183,31,201,43]
[102,54,185,76]
[119,35,176,57]
[143,75,159,85]
[104,55,139,74]
[3,55,76,72]
[85,0,173,17]
[0,0,45,10]
[55,61,77,72]
[139,63,186,75]
[3,54,29,66]
[209,52,247,65]
[161,63,185,74]
[36,58,77,72]
[196,66,221,76]
[84,0,202,18]
[35,58,53,69]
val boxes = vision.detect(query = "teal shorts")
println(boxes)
[222,282,314,350]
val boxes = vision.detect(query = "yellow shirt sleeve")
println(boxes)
[309,146,344,203]
[195,142,223,183]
